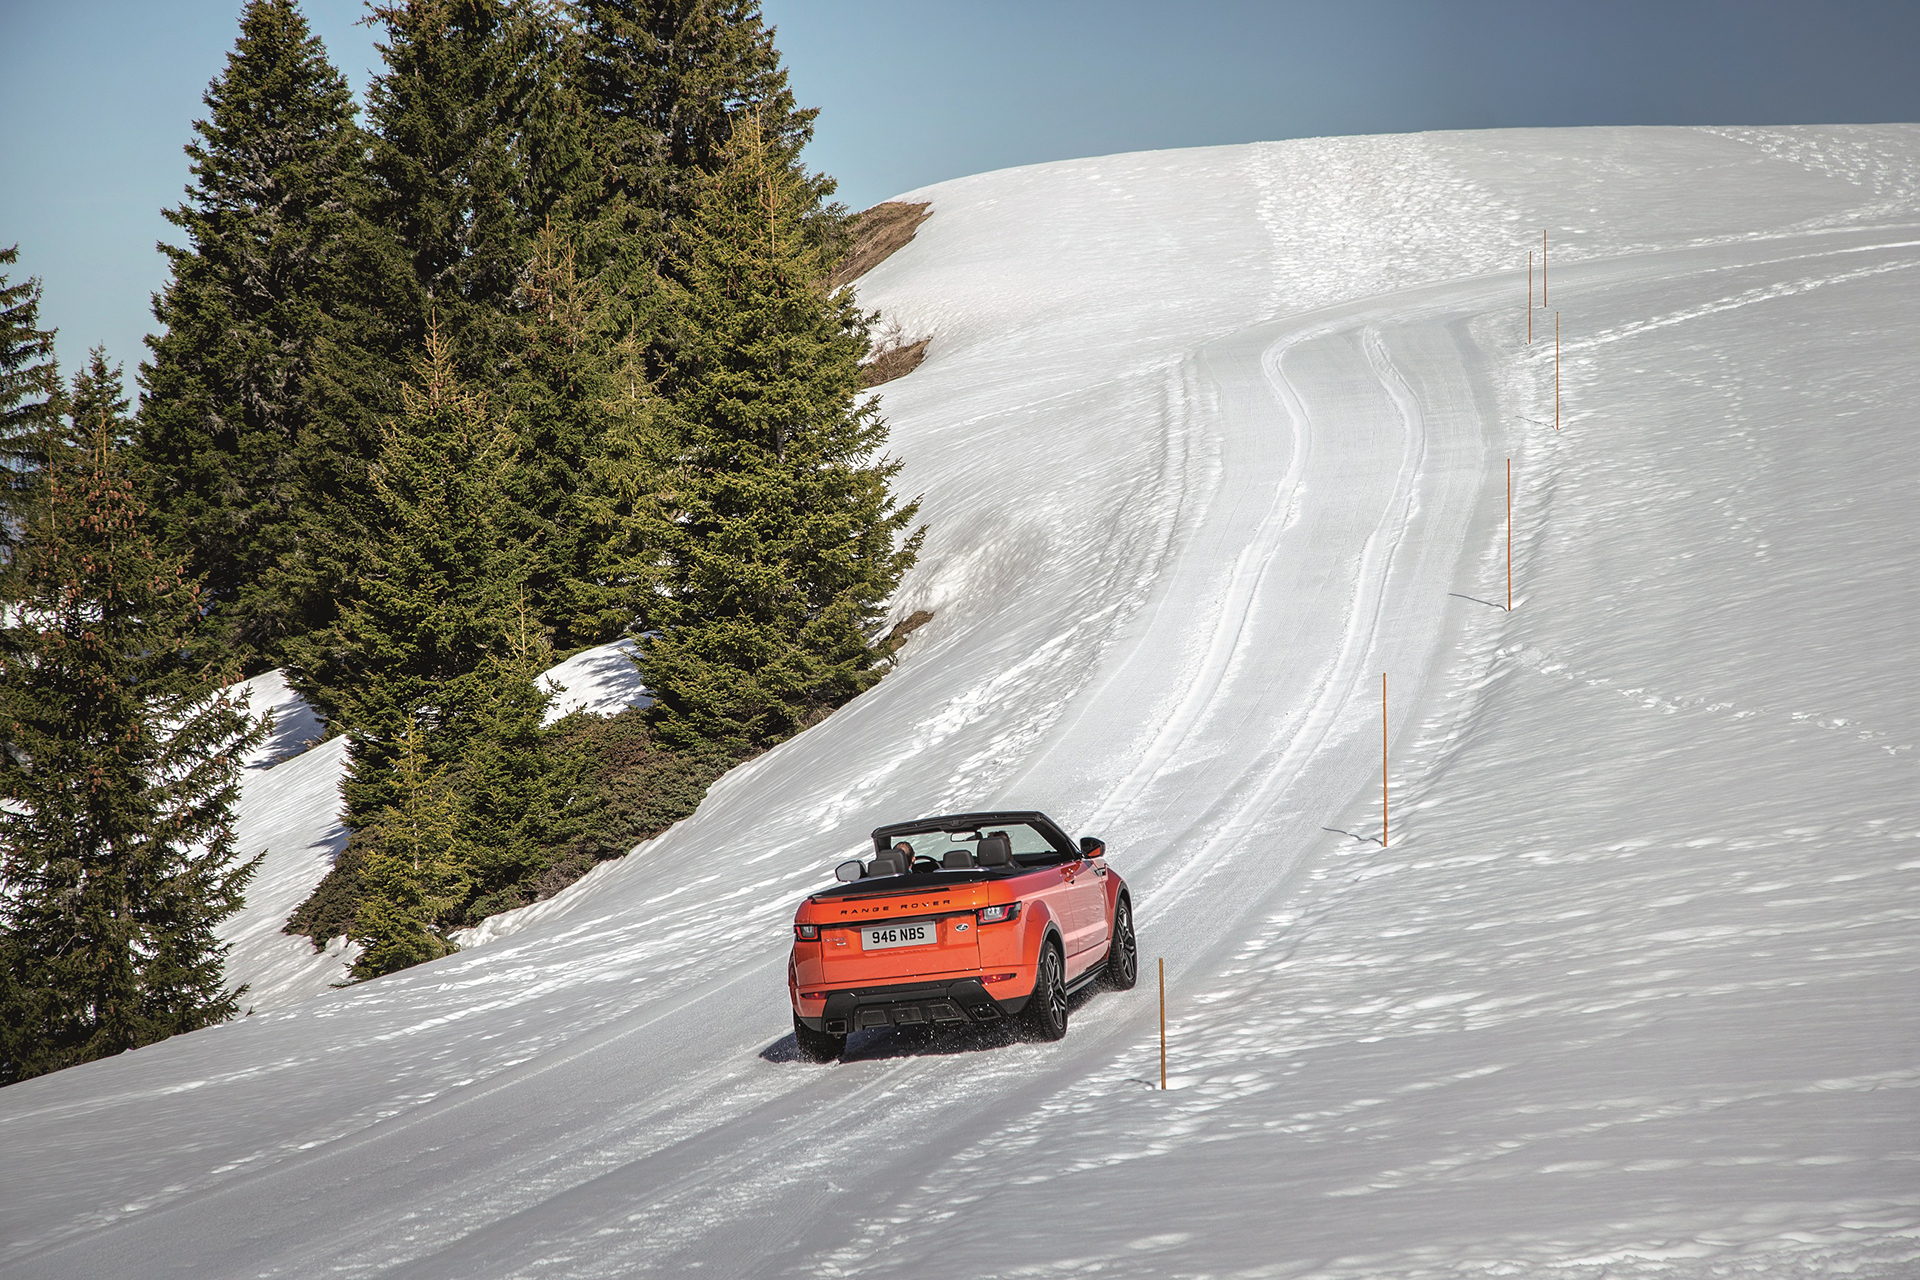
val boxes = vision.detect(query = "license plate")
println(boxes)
[860,919,935,951]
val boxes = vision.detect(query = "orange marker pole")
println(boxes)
[1555,311,1561,431]
[1527,252,1533,344]
[1158,958,1167,1090]
[1542,230,1548,306]
[1507,459,1513,611]
[1382,672,1389,848]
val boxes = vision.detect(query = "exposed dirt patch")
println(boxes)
[885,609,934,654]
[831,201,932,292]
[862,337,930,388]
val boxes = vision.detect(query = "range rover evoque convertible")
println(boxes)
[787,810,1137,1061]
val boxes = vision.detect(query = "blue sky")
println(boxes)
[2,0,1916,387]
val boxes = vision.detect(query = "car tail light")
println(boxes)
[977,902,1022,925]
[982,972,1018,984]
[794,923,818,940]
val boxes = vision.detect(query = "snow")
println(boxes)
[3,125,1917,1278]
[538,637,651,725]
[219,672,356,1009]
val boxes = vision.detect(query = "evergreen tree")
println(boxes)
[0,356,262,1085]
[137,0,397,669]
[574,0,833,338]
[572,361,670,637]
[287,327,579,958]
[517,7,601,242]
[349,724,469,979]
[364,0,553,374]
[65,349,134,448]
[504,221,664,648]
[641,118,921,749]
[0,244,61,561]
[286,324,526,829]
[459,599,580,919]
[362,2,833,654]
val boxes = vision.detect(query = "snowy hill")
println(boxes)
[3,126,1917,1278]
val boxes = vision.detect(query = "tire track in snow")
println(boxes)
[797,274,1497,1280]
[1126,321,1428,919]
[793,222,1920,1279]
[1125,223,1920,974]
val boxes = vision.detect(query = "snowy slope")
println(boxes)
[3,126,1917,1279]
[215,641,654,1011]
[220,670,355,1008]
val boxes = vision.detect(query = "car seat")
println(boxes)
[975,832,1013,867]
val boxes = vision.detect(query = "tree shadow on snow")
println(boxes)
[249,699,327,769]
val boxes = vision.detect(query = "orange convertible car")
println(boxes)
[788,810,1137,1061]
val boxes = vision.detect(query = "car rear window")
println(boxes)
[887,822,1071,868]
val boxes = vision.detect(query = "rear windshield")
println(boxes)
[884,822,1071,868]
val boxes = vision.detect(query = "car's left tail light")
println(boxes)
[794,923,818,940]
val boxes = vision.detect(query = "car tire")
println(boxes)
[793,1013,845,1063]
[1103,896,1138,991]
[1021,941,1069,1041]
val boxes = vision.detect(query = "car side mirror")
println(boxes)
[1079,836,1105,858]
[834,859,865,882]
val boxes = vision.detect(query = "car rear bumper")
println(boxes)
[797,977,1030,1035]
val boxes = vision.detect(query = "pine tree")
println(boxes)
[0,356,262,1085]
[65,349,133,447]
[286,324,525,829]
[575,0,834,340]
[641,118,921,749]
[287,327,580,955]
[517,7,600,241]
[572,359,670,637]
[460,599,580,919]
[137,0,397,669]
[0,244,62,562]
[348,724,469,979]
[364,0,554,375]
[503,221,665,648]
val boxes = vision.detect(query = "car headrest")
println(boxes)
[975,833,1013,867]
[868,850,905,877]
[941,847,974,870]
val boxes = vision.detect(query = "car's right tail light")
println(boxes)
[977,902,1022,925]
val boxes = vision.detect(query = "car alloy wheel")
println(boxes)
[1023,943,1069,1041]
[1105,898,1138,991]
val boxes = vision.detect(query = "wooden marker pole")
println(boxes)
[1507,459,1513,611]
[1382,673,1389,847]
[1542,230,1548,306]
[1527,252,1533,344]
[1158,958,1167,1090]
[1555,311,1561,431]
